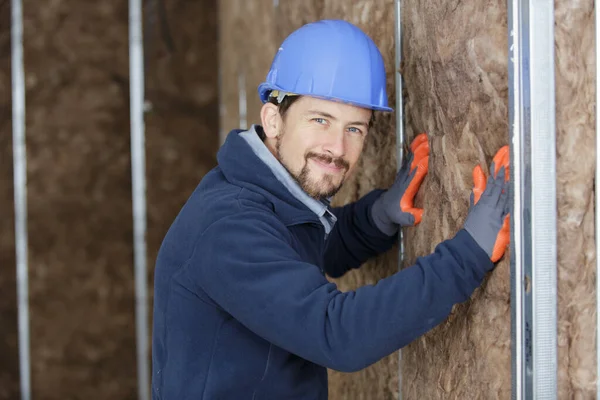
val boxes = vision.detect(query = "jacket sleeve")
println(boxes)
[323,189,397,278]
[188,207,493,373]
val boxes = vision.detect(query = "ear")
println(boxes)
[260,102,280,139]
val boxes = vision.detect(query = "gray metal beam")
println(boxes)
[11,0,30,398]
[128,0,150,399]
[508,0,558,398]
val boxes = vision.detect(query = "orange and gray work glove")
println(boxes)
[463,146,511,263]
[371,133,430,235]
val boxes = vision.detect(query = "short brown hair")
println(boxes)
[256,95,302,140]
[268,95,302,120]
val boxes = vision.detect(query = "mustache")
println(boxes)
[306,152,349,171]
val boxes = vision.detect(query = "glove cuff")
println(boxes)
[370,194,399,236]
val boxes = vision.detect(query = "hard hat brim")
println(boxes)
[258,83,393,113]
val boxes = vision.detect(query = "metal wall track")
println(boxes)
[508,0,558,398]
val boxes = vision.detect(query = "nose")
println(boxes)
[322,128,345,158]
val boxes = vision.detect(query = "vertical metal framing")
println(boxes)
[11,1,152,398]
[394,0,405,398]
[128,0,150,399]
[509,0,558,398]
[11,0,31,398]
[508,1,524,395]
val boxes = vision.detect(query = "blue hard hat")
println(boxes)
[258,19,392,112]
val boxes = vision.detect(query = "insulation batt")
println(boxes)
[402,0,597,399]
[219,0,277,137]
[219,0,597,398]
[401,0,512,398]
[555,0,596,398]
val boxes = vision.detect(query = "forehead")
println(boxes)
[290,96,372,123]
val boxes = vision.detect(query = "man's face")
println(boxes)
[265,96,372,200]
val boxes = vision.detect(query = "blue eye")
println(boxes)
[313,118,327,124]
[348,127,363,135]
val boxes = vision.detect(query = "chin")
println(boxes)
[308,180,344,200]
[294,164,346,199]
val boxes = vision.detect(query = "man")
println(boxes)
[151,19,510,399]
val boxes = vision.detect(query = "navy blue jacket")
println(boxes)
[151,129,493,399]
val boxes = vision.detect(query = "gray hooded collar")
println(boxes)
[239,125,337,234]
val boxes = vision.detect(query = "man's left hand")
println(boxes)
[371,133,429,235]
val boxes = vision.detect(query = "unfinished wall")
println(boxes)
[400,1,511,398]
[217,0,327,141]
[218,0,597,399]
[218,0,276,140]
[401,0,597,399]
[0,1,218,398]
[555,1,596,396]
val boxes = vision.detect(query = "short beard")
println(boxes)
[276,134,349,200]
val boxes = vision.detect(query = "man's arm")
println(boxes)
[187,206,493,373]
[323,189,397,278]
[322,134,431,278]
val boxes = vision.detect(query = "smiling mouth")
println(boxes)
[310,158,346,173]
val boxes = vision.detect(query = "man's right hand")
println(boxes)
[370,133,429,235]
[463,146,510,263]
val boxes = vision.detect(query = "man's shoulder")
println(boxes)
[195,176,281,227]
[198,176,274,216]
[195,193,291,252]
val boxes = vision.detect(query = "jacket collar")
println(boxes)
[239,126,337,233]
[218,126,335,229]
